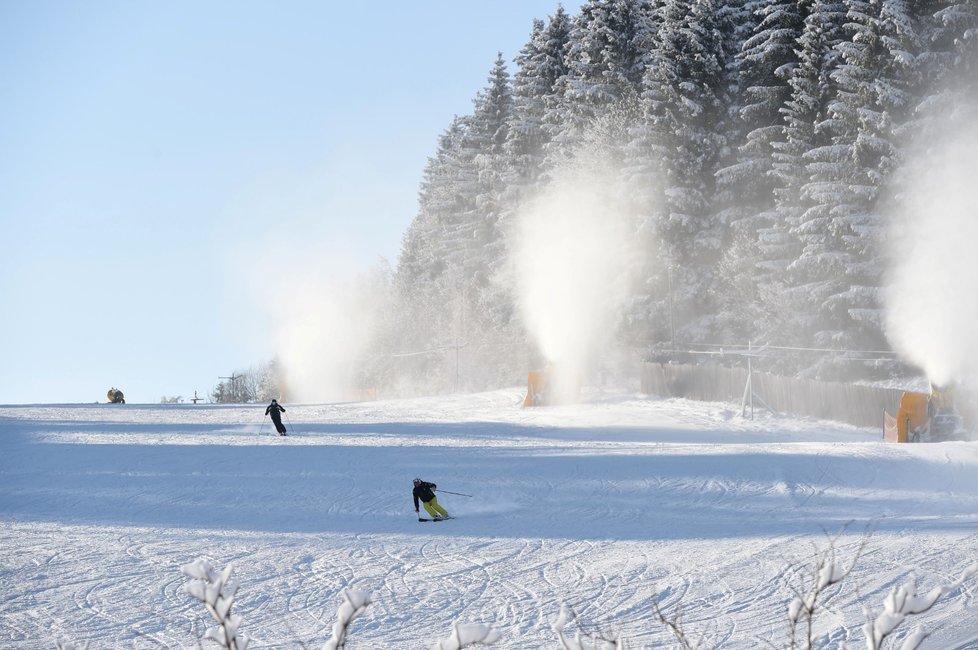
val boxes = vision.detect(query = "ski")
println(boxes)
[418,517,453,522]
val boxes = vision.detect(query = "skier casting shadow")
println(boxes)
[413,478,450,520]
[265,399,287,436]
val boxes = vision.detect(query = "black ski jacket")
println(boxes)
[413,481,437,509]
[265,402,285,419]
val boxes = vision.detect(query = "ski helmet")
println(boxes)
[413,478,422,485]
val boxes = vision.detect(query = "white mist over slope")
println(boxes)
[236,234,382,403]
[271,272,378,402]
[508,145,639,399]
[884,103,978,386]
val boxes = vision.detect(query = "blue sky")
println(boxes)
[0,1,582,404]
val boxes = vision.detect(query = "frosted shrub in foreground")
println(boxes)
[59,549,977,649]
[553,605,623,650]
[182,557,499,650]
[182,559,250,650]
[863,564,978,650]
[785,533,867,649]
[776,530,978,650]
[430,622,502,649]
[319,585,500,650]
[652,598,713,649]
[322,587,371,650]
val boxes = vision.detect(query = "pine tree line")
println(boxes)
[382,0,977,394]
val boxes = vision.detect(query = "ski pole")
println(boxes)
[436,489,472,497]
[259,414,267,436]
[285,410,298,436]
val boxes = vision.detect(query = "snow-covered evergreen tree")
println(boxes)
[393,55,517,392]
[506,8,572,192]
[549,0,658,160]
[914,0,978,130]
[761,0,847,360]
[638,0,729,345]
[713,0,807,342]
[464,54,532,388]
[393,118,474,392]
[466,53,514,293]
[920,0,978,74]
[398,52,514,302]
[492,10,574,363]
[799,0,923,376]
[699,0,760,342]
[385,0,975,394]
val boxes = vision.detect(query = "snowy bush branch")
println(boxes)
[652,597,717,650]
[430,622,502,649]
[862,563,978,650]
[182,559,250,650]
[785,530,868,650]
[553,605,623,650]
[321,587,371,650]
[65,547,978,649]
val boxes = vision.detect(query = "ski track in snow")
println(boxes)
[2,390,978,648]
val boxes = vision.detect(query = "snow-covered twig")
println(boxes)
[862,563,978,650]
[429,621,502,649]
[321,587,371,650]
[785,528,868,650]
[182,558,250,650]
[553,605,623,650]
[652,597,715,650]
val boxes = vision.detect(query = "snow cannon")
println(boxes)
[523,370,549,407]
[883,381,972,442]
[107,388,125,404]
[522,365,581,407]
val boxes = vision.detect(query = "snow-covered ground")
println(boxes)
[2,389,978,649]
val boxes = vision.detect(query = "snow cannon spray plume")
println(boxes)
[508,138,637,402]
[237,234,383,403]
[884,99,978,387]
[273,271,380,403]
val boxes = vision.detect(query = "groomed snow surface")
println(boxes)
[3,390,978,649]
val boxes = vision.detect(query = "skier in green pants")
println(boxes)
[413,478,450,520]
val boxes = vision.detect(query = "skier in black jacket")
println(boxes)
[413,478,450,519]
[265,399,287,435]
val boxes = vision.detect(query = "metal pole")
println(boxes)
[748,340,754,420]
[667,261,675,348]
[456,280,463,393]
[436,489,473,497]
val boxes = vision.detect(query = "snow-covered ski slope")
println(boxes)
[3,389,978,649]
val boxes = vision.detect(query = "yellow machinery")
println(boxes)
[522,366,581,407]
[107,387,125,404]
[884,391,928,442]
[523,370,550,407]
[884,382,971,442]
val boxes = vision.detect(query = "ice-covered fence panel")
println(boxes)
[641,363,904,428]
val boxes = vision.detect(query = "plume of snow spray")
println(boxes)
[234,233,386,403]
[272,271,380,402]
[508,142,638,401]
[883,101,978,386]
